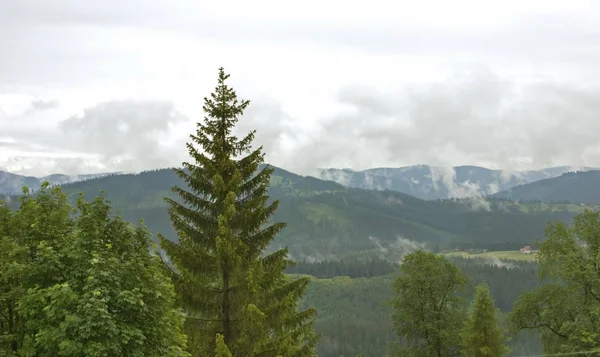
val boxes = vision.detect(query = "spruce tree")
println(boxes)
[461,284,510,357]
[159,68,318,356]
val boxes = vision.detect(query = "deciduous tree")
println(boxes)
[389,251,467,357]
[509,209,600,354]
[1,185,189,357]
[19,194,189,357]
[0,184,72,356]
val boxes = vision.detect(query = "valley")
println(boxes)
[1,164,593,356]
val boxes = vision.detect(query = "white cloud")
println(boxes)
[1,0,600,176]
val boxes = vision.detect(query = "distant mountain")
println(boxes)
[317,165,598,200]
[0,170,118,194]
[493,170,600,205]
[1,165,578,261]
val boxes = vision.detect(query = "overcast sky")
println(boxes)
[1,0,600,177]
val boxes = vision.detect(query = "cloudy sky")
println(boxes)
[1,0,600,177]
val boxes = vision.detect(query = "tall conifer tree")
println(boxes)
[159,68,318,356]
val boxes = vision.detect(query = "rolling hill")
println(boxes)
[318,165,598,200]
[492,170,600,205]
[16,165,577,261]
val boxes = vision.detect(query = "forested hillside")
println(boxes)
[40,166,582,261]
[493,170,600,204]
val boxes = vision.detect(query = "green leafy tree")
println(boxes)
[0,235,25,356]
[389,251,467,357]
[0,184,189,357]
[159,68,318,356]
[509,209,600,354]
[460,284,510,357]
[13,184,74,289]
[0,184,72,356]
[0,201,27,356]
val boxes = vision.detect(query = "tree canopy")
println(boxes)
[389,251,468,357]
[510,209,600,354]
[0,184,188,357]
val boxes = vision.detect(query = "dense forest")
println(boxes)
[2,69,600,357]
[286,257,544,356]
[19,166,580,262]
[492,170,600,205]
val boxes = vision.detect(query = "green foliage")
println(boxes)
[0,184,73,355]
[300,275,396,357]
[461,284,510,357]
[449,258,541,314]
[509,209,600,354]
[158,68,318,356]
[293,257,542,357]
[0,185,188,357]
[0,202,26,356]
[389,251,468,357]
[214,334,233,357]
[1,182,549,357]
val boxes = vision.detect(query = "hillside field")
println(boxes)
[442,250,538,262]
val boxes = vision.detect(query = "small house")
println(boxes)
[519,245,532,254]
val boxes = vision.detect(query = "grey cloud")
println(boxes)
[2,100,193,176]
[3,1,598,59]
[30,99,59,111]
[2,1,600,90]
[0,0,182,28]
[0,141,50,153]
[57,100,187,172]
[260,69,600,175]
[3,1,600,178]
[0,155,117,177]
[234,97,292,160]
[4,69,600,178]
[0,141,19,148]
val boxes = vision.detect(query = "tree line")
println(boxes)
[2,68,600,356]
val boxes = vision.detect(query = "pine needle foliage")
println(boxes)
[159,68,319,357]
[460,284,510,357]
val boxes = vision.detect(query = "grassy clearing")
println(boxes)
[441,250,538,262]
[511,201,597,213]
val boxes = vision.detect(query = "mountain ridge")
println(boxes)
[317,165,598,200]
[492,170,600,204]
[2,164,595,200]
